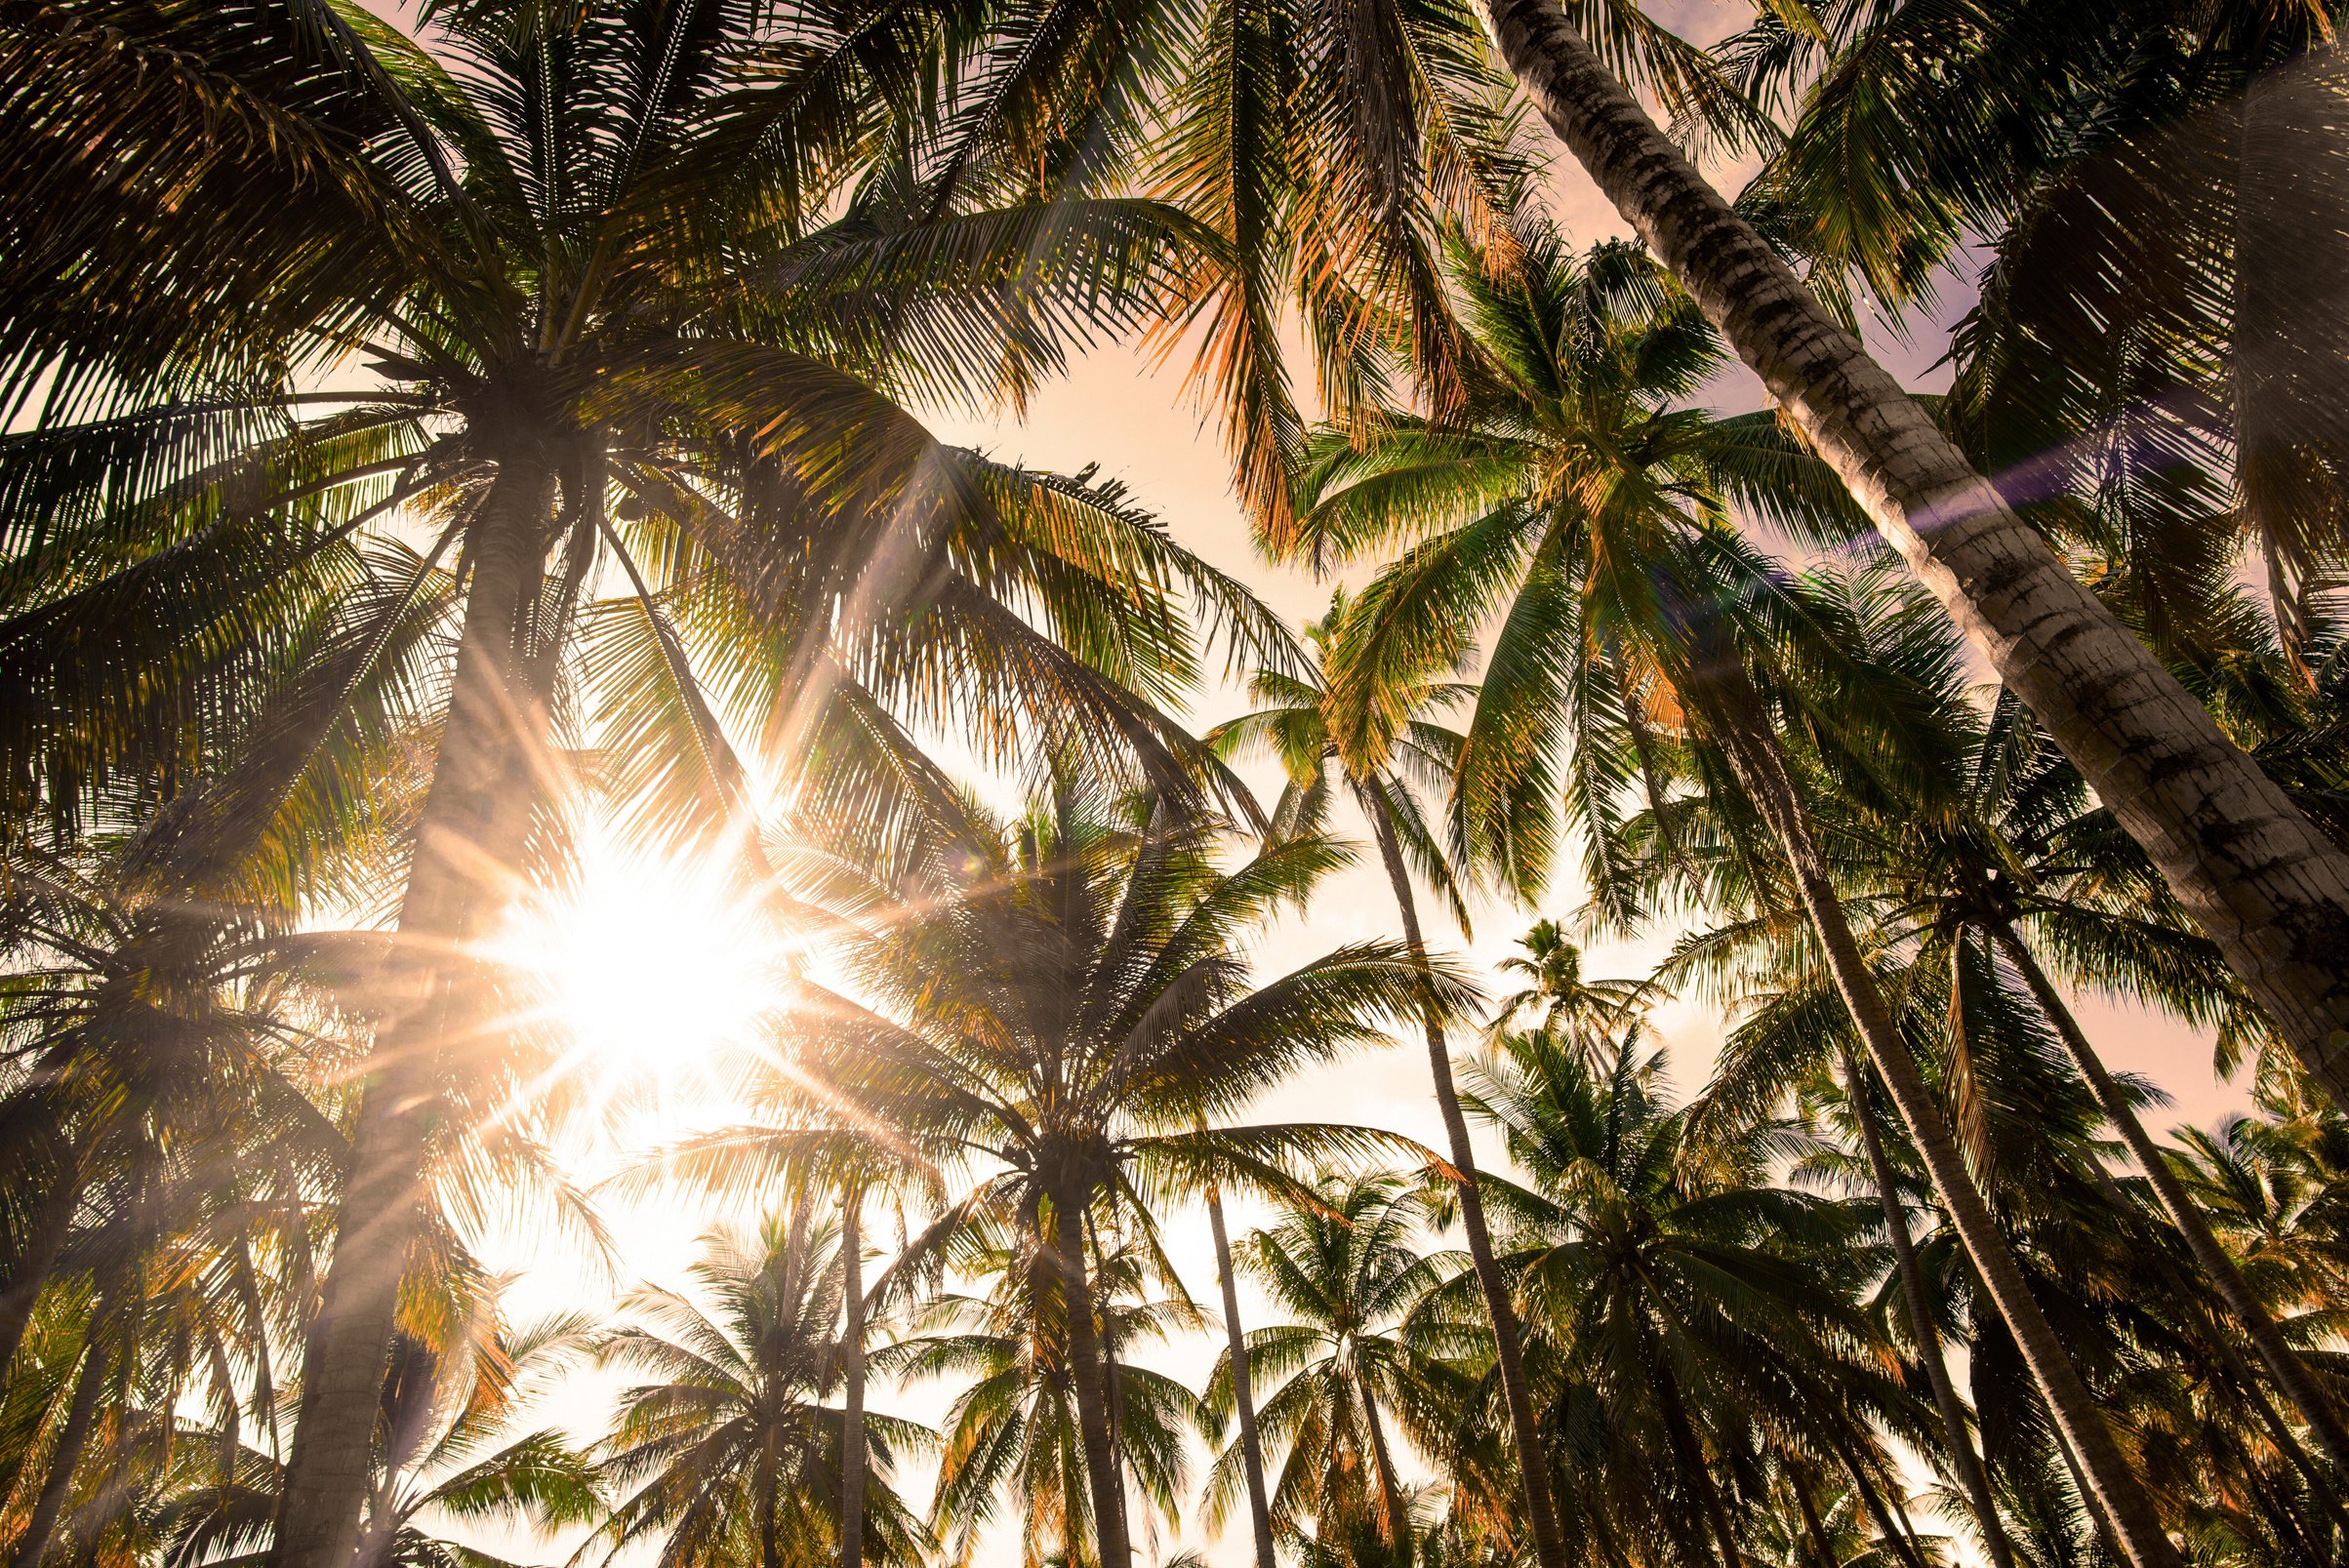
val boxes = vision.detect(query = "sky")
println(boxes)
[453,16,2256,1568]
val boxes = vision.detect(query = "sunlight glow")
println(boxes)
[492,829,790,1081]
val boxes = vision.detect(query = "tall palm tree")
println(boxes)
[0,9,1284,1562]
[1463,1027,1931,1568]
[1308,232,2184,1568]
[592,1206,931,1568]
[1206,1173,1466,1551]
[641,783,1454,1568]
[1208,599,1574,1568]
[879,1220,1210,1568]
[1489,920,1657,1059]
[1441,0,2349,1070]
[1830,689,2349,1473]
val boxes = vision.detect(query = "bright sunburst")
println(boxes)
[493,828,789,1081]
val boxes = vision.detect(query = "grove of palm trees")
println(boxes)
[2,2,2347,1568]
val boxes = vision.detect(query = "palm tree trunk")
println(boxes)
[1790,1471,1838,1568]
[1843,1050,2018,1568]
[2049,1413,2124,1558]
[268,461,556,1568]
[1472,0,2349,1089]
[12,1337,104,1568]
[1358,1373,1411,1548]
[760,1442,782,1568]
[1648,1346,1741,1568]
[1054,1194,1131,1568]
[1822,1429,1925,1568]
[0,1152,77,1388]
[1206,1187,1277,1568]
[1363,792,1570,1568]
[1993,923,2349,1476]
[1693,695,2183,1568]
[839,1186,866,1568]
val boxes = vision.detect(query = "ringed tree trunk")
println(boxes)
[1992,924,2349,1475]
[1361,791,1571,1568]
[1206,1186,1277,1568]
[1475,0,2349,1089]
[1690,687,2185,1568]
[839,1185,867,1568]
[1052,1191,1133,1568]
[268,461,558,1568]
[1843,1052,2019,1568]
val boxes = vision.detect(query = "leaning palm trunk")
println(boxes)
[1207,1186,1277,1568]
[1690,683,2183,1568]
[840,1186,867,1568]
[269,463,557,1568]
[1992,925,2349,1475]
[1053,1194,1133,1568]
[1362,796,1571,1568]
[1843,1053,2018,1568]
[1474,0,2349,1090]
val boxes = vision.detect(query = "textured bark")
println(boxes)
[839,1189,866,1568]
[12,1337,104,1568]
[1206,1188,1277,1568]
[1844,1054,2018,1568]
[268,462,555,1568]
[1054,1195,1131,1568]
[1694,698,2183,1568]
[1995,926,2349,1475]
[1476,0,2349,1090]
[0,1155,77,1389]
[1363,796,1570,1568]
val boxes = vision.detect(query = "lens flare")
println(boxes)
[493,830,787,1081]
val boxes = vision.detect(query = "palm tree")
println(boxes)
[2172,1104,2349,1320]
[1737,0,2346,680]
[1147,0,1538,536]
[1489,921,1657,1059]
[879,1220,1210,1568]
[1463,1026,1931,1568]
[1206,1173,1466,1551]
[1307,233,2184,1568]
[0,10,1286,1561]
[1208,597,1574,1568]
[155,1311,604,1568]
[642,783,1453,1568]
[592,1206,931,1568]
[1440,0,2349,1071]
[1825,689,2349,1474]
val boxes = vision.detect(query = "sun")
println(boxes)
[493,830,789,1077]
